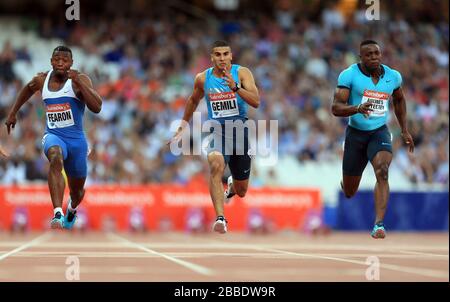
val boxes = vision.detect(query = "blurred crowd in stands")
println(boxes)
[0,0,448,188]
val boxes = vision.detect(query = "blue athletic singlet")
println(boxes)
[42,70,86,138]
[41,70,88,178]
[337,63,403,131]
[203,64,252,181]
[204,64,248,123]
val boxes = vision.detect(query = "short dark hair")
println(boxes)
[211,40,230,50]
[52,45,72,57]
[360,40,378,47]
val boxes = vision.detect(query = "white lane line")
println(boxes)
[0,233,52,261]
[204,240,448,279]
[1,241,446,252]
[396,250,449,258]
[9,251,450,260]
[28,265,141,274]
[257,246,449,279]
[107,233,214,276]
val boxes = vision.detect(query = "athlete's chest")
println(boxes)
[352,76,396,117]
[206,90,239,118]
[48,80,66,91]
[352,76,396,97]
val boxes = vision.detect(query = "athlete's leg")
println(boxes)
[62,176,86,229]
[67,177,86,209]
[370,151,393,224]
[367,126,393,239]
[341,175,363,198]
[227,154,252,198]
[61,137,89,229]
[207,151,226,217]
[341,126,369,198]
[226,126,252,200]
[46,146,66,210]
[368,126,393,225]
[43,134,68,228]
[231,179,249,197]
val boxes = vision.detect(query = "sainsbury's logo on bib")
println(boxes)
[208,92,235,101]
[364,90,389,99]
[46,103,75,129]
[361,90,390,117]
[208,92,239,118]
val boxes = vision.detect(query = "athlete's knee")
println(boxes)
[235,185,248,198]
[375,164,389,181]
[344,189,357,199]
[209,160,224,175]
[342,182,357,198]
[47,149,63,171]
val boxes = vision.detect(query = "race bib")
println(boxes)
[361,90,389,117]
[209,92,239,118]
[46,103,75,129]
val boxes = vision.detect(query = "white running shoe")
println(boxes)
[213,216,228,234]
[224,176,235,204]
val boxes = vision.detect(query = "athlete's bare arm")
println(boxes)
[5,73,46,134]
[180,72,205,127]
[331,87,372,117]
[392,87,414,152]
[237,67,259,108]
[222,67,259,108]
[168,72,205,144]
[69,70,102,114]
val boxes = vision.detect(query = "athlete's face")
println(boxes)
[51,51,73,76]
[211,47,232,71]
[359,44,382,71]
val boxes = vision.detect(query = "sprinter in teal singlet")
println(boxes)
[332,40,415,239]
[170,40,260,234]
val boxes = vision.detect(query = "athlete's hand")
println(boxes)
[222,68,236,91]
[356,102,373,118]
[166,127,184,146]
[5,114,17,135]
[0,145,9,157]
[68,69,81,86]
[401,131,415,153]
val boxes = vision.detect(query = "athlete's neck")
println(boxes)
[361,64,382,78]
[213,65,231,77]
[52,71,68,82]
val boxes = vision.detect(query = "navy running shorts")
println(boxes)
[42,133,88,178]
[205,123,252,181]
[342,124,392,176]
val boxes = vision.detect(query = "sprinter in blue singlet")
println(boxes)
[5,46,102,229]
[169,40,260,234]
[331,40,415,239]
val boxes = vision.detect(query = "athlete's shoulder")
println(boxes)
[338,64,359,77]
[196,69,208,80]
[28,72,47,91]
[194,70,207,87]
[344,63,359,73]
[382,64,402,87]
[236,65,252,73]
[77,73,93,84]
[382,64,402,77]
[337,64,357,88]
[78,72,91,79]
[34,71,48,81]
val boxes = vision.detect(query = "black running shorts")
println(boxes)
[205,124,252,181]
[343,125,393,176]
